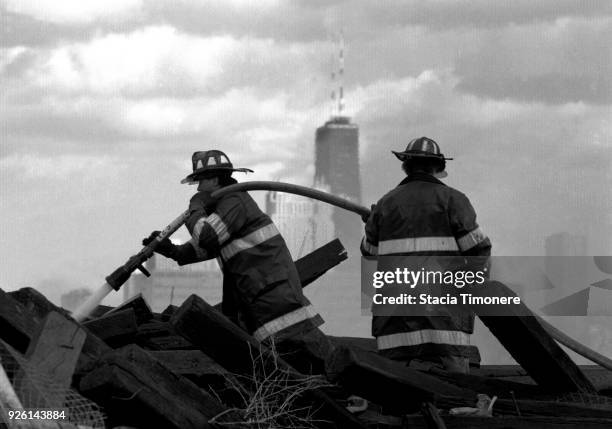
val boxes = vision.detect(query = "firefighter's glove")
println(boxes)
[186,192,212,233]
[142,231,177,260]
[361,204,376,223]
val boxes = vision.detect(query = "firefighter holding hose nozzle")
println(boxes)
[143,150,334,375]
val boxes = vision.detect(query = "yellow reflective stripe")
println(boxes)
[253,305,319,341]
[361,236,378,255]
[192,217,206,242]
[377,329,470,350]
[205,213,230,245]
[220,223,280,261]
[378,237,459,254]
[456,227,488,252]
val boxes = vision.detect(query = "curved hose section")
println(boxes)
[212,181,371,218]
[536,315,612,371]
[215,180,612,371]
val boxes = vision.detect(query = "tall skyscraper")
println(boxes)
[314,116,361,253]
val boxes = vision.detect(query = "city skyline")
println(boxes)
[1,2,610,310]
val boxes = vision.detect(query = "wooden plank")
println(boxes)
[148,350,227,378]
[474,365,612,396]
[83,308,138,348]
[135,320,173,338]
[102,293,153,324]
[421,402,447,429]
[425,367,547,399]
[328,336,482,367]
[134,320,195,351]
[160,305,179,321]
[14,312,86,412]
[326,345,473,414]
[25,311,86,390]
[142,335,194,351]
[472,365,530,378]
[149,350,244,405]
[171,294,369,429]
[437,396,612,419]
[399,415,612,429]
[295,238,347,287]
[0,289,37,353]
[0,288,110,380]
[8,288,72,321]
[88,304,114,320]
[79,344,235,429]
[471,281,597,394]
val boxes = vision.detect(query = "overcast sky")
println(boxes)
[1,1,611,307]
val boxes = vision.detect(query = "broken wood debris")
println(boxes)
[0,241,610,428]
[83,308,137,348]
[171,294,369,429]
[470,281,597,394]
[79,344,237,429]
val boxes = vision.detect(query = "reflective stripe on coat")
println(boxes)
[189,190,322,338]
[363,172,491,361]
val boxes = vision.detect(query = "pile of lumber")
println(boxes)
[1,239,612,428]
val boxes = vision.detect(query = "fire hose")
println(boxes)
[72,181,612,372]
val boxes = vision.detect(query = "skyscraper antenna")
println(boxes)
[330,51,336,118]
[338,29,345,116]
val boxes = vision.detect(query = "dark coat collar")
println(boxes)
[398,172,446,187]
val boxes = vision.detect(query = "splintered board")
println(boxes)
[470,281,596,394]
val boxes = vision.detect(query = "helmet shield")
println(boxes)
[392,137,452,177]
[181,150,253,184]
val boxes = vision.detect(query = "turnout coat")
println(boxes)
[361,172,491,362]
[183,188,322,341]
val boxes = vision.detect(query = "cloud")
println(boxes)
[2,25,330,98]
[341,0,611,31]
[3,0,610,52]
[3,0,143,24]
[351,69,611,255]
[455,17,612,104]
[1,1,610,314]
[28,26,231,96]
[0,153,120,180]
[142,0,612,43]
[0,26,331,160]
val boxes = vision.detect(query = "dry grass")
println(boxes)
[209,340,332,428]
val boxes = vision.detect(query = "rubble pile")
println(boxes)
[1,241,612,428]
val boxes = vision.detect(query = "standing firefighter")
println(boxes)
[361,137,491,374]
[143,150,332,374]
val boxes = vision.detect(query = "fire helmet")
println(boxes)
[181,150,253,184]
[391,137,452,177]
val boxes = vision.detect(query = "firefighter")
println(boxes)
[361,137,491,374]
[143,150,333,374]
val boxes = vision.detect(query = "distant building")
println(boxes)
[124,252,222,312]
[61,288,92,312]
[314,116,362,253]
[265,187,335,259]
